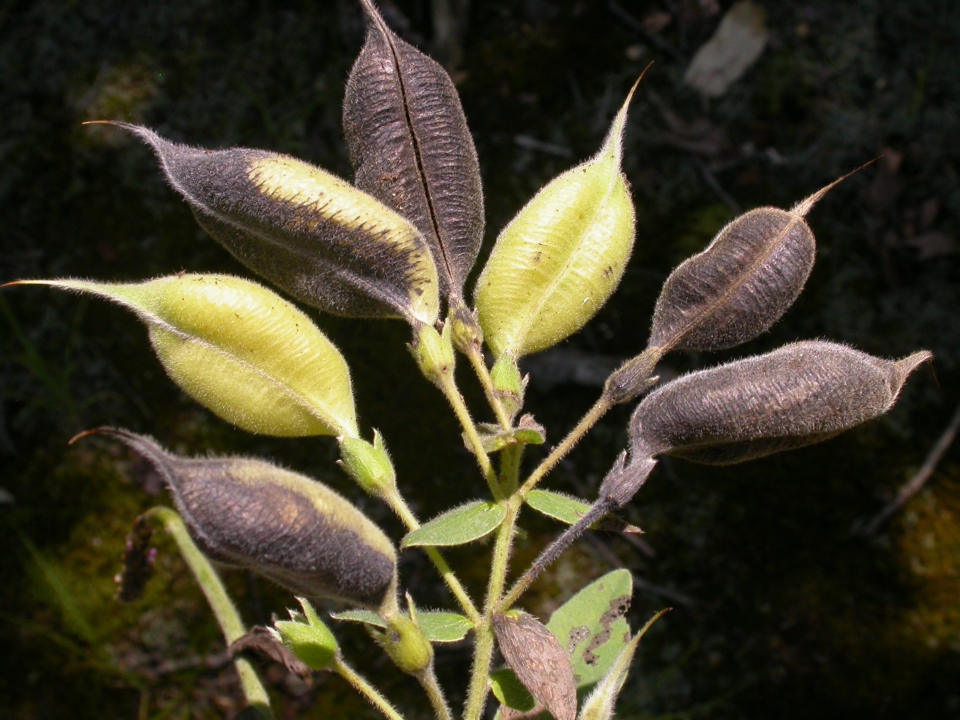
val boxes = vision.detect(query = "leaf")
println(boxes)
[475,416,546,453]
[18,275,358,437]
[490,667,536,712]
[101,122,439,325]
[401,501,506,548]
[331,609,472,643]
[475,79,640,358]
[577,609,670,720]
[524,490,642,534]
[493,611,577,720]
[546,569,633,688]
[344,0,484,301]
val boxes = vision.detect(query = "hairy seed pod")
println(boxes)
[344,0,484,302]
[648,178,850,352]
[474,80,640,358]
[493,611,577,720]
[99,429,398,609]
[628,341,931,465]
[19,275,358,438]
[98,122,439,325]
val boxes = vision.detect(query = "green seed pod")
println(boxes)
[628,341,931,465]
[474,81,639,358]
[344,0,484,303]
[338,431,397,498]
[493,611,577,720]
[99,429,398,609]
[98,122,439,325]
[379,613,434,676]
[410,323,456,387]
[270,597,340,672]
[19,274,358,438]
[648,176,849,352]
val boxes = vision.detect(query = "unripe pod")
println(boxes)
[475,81,639,358]
[99,429,398,609]
[648,176,851,353]
[97,122,439,325]
[270,597,340,672]
[628,341,931,465]
[20,274,358,438]
[379,614,434,676]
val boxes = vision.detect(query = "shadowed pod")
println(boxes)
[344,0,484,306]
[88,122,440,326]
[86,428,399,611]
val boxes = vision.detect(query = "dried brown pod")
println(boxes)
[94,122,439,325]
[92,428,398,609]
[343,0,484,304]
[648,177,853,352]
[493,611,577,720]
[626,341,931,465]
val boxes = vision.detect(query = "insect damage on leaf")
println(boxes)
[344,0,484,304]
[582,595,632,666]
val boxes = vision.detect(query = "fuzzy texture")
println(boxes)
[115,123,438,325]
[629,341,930,465]
[103,429,397,609]
[649,206,815,351]
[343,0,484,302]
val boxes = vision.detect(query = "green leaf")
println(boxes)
[489,667,536,712]
[331,610,472,643]
[475,420,546,453]
[546,569,633,688]
[401,501,506,548]
[525,490,641,534]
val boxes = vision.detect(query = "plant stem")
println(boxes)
[437,372,503,500]
[417,666,453,720]
[518,395,613,496]
[334,657,405,720]
[148,507,273,720]
[464,342,512,429]
[463,495,522,720]
[386,490,482,625]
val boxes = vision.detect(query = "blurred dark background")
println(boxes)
[2,0,958,718]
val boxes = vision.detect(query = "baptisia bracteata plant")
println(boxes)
[7,1,931,718]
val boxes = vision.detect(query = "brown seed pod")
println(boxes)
[627,341,931,465]
[94,122,439,325]
[93,428,398,609]
[343,0,484,303]
[493,611,577,720]
[648,177,854,352]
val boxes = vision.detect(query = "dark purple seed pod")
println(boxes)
[628,341,931,465]
[95,122,439,326]
[648,179,850,352]
[343,0,485,303]
[97,428,398,609]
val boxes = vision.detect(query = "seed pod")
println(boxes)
[493,611,577,720]
[628,341,931,465]
[99,429,398,609]
[474,80,640,358]
[98,122,439,325]
[20,274,358,438]
[648,178,851,352]
[343,0,484,303]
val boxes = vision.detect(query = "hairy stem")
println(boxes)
[464,342,513,429]
[437,372,503,499]
[417,666,453,720]
[386,489,482,624]
[334,657,405,720]
[148,507,273,720]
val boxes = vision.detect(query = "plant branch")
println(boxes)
[464,342,513,429]
[334,657,405,720]
[417,666,453,720]
[147,507,273,720]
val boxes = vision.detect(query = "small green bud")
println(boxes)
[17,274,359,438]
[338,431,396,498]
[411,323,456,386]
[490,352,526,419]
[271,597,339,671]
[93,429,398,609]
[474,80,639,358]
[448,305,484,355]
[380,613,434,676]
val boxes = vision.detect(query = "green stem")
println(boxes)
[437,372,503,500]
[417,667,453,720]
[464,343,513,429]
[148,507,273,720]
[334,657,405,720]
[385,490,482,625]
[518,395,613,497]
[463,496,522,720]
